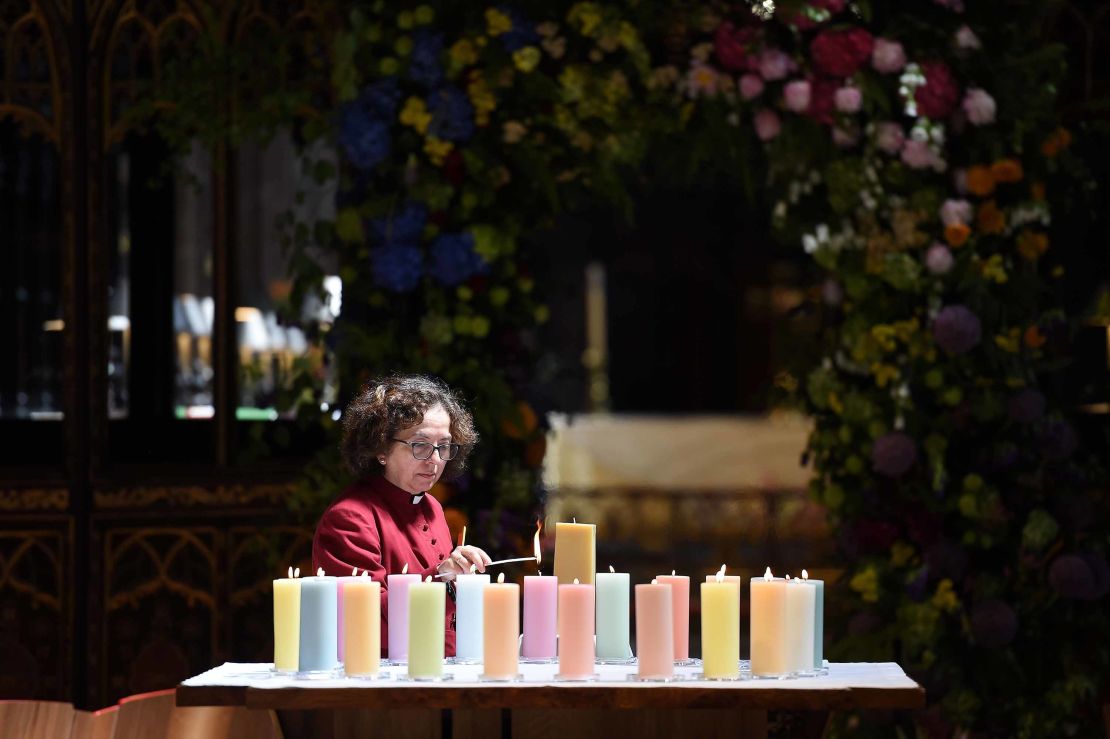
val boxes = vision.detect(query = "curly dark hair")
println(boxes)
[341,374,478,479]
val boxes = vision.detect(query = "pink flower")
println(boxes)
[758,48,794,81]
[810,28,874,77]
[832,126,859,148]
[739,74,764,100]
[686,63,720,98]
[962,88,996,125]
[926,243,955,275]
[754,109,782,141]
[783,79,812,112]
[875,122,905,154]
[955,25,981,50]
[834,86,862,113]
[871,38,906,74]
[808,77,840,124]
[915,61,961,119]
[901,139,939,170]
[939,199,972,227]
[714,21,759,72]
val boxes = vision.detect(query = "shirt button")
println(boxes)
[422,524,428,532]
[431,538,437,545]
[438,554,444,561]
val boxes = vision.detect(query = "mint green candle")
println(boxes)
[807,573,824,669]
[595,570,630,660]
[407,579,446,678]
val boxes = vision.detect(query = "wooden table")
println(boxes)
[177,662,924,739]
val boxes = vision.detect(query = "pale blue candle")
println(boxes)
[809,576,825,669]
[595,570,631,660]
[298,573,338,672]
[454,573,490,662]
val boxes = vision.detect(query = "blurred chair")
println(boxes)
[113,689,175,739]
[0,700,76,738]
[167,705,282,739]
[71,705,118,739]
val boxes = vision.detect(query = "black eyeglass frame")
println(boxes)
[390,438,461,461]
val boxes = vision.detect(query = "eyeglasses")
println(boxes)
[391,438,461,461]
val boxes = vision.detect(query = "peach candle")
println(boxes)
[557,578,595,678]
[656,572,689,661]
[750,567,789,676]
[483,573,520,679]
[635,580,674,679]
[342,573,381,676]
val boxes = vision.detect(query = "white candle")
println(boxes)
[784,576,816,674]
[454,570,490,662]
[595,566,630,660]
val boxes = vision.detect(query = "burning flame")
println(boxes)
[715,564,726,583]
[802,569,809,580]
[362,571,370,579]
[352,567,358,576]
[402,563,409,575]
[425,576,432,583]
[533,519,543,567]
[764,566,773,581]
[287,566,293,579]
[652,578,657,585]
[470,563,478,574]
[498,572,505,584]
[573,578,580,585]
[609,565,615,573]
[293,567,300,578]
[316,567,324,577]
[672,569,676,577]
[458,525,467,548]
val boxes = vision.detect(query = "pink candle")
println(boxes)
[557,580,595,678]
[522,575,558,660]
[386,572,421,661]
[635,582,674,678]
[656,574,690,660]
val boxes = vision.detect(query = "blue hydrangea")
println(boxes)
[499,6,539,52]
[409,30,444,88]
[337,78,402,171]
[426,86,476,142]
[371,245,423,292]
[429,232,487,286]
[368,202,428,246]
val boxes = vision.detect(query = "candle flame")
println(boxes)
[609,565,615,573]
[317,567,324,577]
[715,570,724,583]
[362,571,369,578]
[402,563,409,575]
[786,574,792,580]
[573,517,576,524]
[672,570,676,577]
[352,567,358,576]
[470,564,478,574]
[533,519,543,568]
[425,576,432,583]
[459,525,467,547]
[764,566,773,581]
[718,564,727,577]
[498,572,505,584]
[652,578,657,585]
[573,578,580,585]
[802,569,809,580]
[287,566,293,579]
[294,567,300,578]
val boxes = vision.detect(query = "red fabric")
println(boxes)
[312,475,457,657]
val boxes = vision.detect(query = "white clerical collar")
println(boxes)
[411,493,425,505]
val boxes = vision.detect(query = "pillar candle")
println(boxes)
[483,576,520,678]
[635,582,674,679]
[343,576,381,676]
[386,572,421,661]
[557,579,595,678]
[522,575,558,659]
[704,573,744,600]
[656,574,689,661]
[595,568,630,659]
[272,573,300,672]
[750,569,789,676]
[407,578,446,678]
[298,571,338,672]
[700,578,740,679]
[336,570,361,661]
[454,573,490,662]
[805,572,825,670]
[785,578,816,674]
[554,522,596,585]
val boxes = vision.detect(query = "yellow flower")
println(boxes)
[872,363,900,388]
[980,254,1008,284]
[485,8,512,36]
[449,39,478,67]
[931,579,960,614]
[502,120,527,143]
[424,136,453,165]
[870,325,898,353]
[512,46,542,73]
[891,542,915,568]
[467,76,496,126]
[994,328,1021,353]
[568,3,603,36]
[400,97,431,135]
[616,21,639,50]
[559,66,587,102]
[850,567,880,603]
[827,392,844,415]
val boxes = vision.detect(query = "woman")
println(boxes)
[312,375,492,657]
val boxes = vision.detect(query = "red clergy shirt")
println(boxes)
[312,475,456,657]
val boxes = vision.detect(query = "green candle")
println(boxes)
[407,578,446,678]
[595,568,631,659]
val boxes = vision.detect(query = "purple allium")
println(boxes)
[970,600,1018,647]
[871,432,918,477]
[933,305,981,355]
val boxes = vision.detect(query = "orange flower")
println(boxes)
[945,223,971,248]
[990,159,1024,184]
[500,401,538,439]
[1030,182,1046,201]
[1041,127,1072,158]
[1023,325,1046,349]
[977,201,1006,235]
[1017,230,1049,261]
[966,165,996,197]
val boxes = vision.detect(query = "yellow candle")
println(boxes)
[700,578,739,679]
[554,521,596,585]
[272,569,301,673]
[343,575,381,676]
[750,567,789,676]
[483,574,520,679]
[407,578,446,678]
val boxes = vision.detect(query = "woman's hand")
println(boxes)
[435,545,493,581]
